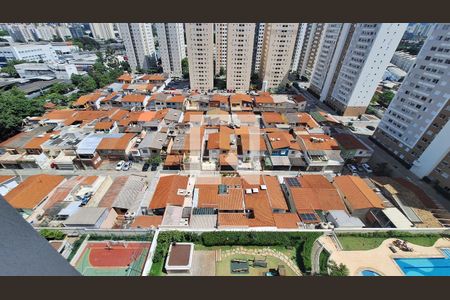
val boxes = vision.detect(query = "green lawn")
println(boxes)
[149,260,165,276]
[216,253,297,276]
[338,234,441,251]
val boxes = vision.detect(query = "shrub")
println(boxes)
[39,229,66,240]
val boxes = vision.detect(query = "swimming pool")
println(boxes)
[395,250,450,276]
[360,270,381,276]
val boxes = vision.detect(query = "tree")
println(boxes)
[181,57,189,79]
[219,67,225,77]
[327,260,349,276]
[121,61,131,73]
[0,88,45,140]
[0,29,9,37]
[0,59,27,78]
[72,37,100,51]
[148,155,162,165]
[71,74,97,93]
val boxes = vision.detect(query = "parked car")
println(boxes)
[356,165,364,172]
[151,164,158,171]
[347,164,357,173]
[116,160,125,171]
[362,163,373,173]
[122,161,132,171]
[142,162,150,171]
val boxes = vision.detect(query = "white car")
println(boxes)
[115,160,125,171]
[362,163,373,173]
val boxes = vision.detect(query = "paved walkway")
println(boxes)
[218,246,302,276]
[329,238,450,276]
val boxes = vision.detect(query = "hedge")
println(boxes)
[67,235,87,262]
[149,231,321,276]
[39,229,66,240]
[88,233,154,242]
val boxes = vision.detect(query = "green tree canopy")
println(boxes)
[181,57,189,79]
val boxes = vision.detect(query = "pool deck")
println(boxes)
[328,238,450,276]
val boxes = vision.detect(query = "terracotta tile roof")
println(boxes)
[100,92,118,103]
[137,111,156,122]
[273,213,300,228]
[94,121,114,131]
[261,112,286,124]
[267,131,301,150]
[219,153,238,166]
[109,109,129,121]
[73,93,101,107]
[240,134,267,151]
[166,95,186,103]
[292,95,307,103]
[211,94,229,104]
[81,176,98,186]
[254,95,274,104]
[117,73,133,82]
[122,94,146,103]
[42,109,76,120]
[291,113,320,128]
[289,175,346,212]
[298,134,340,151]
[333,176,384,210]
[218,213,249,227]
[197,186,244,210]
[333,133,369,151]
[149,175,189,209]
[4,174,65,210]
[263,175,288,210]
[97,133,135,151]
[164,155,182,166]
[153,108,170,120]
[230,94,252,103]
[0,175,14,184]
[183,127,205,152]
[43,102,56,109]
[130,215,162,228]
[43,176,87,211]
[183,111,204,123]
[207,132,230,150]
[140,74,166,81]
[23,132,58,150]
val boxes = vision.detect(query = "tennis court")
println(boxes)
[74,241,151,276]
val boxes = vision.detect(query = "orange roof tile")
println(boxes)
[261,112,286,124]
[42,109,76,120]
[211,94,229,104]
[291,113,320,128]
[333,133,369,151]
[298,134,340,151]
[130,215,163,228]
[254,95,274,104]
[218,213,249,227]
[233,112,258,123]
[23,132,58,150]
[164,155,182,166]
[273,213,300,229]
[97,133,135,150]
[230,94,252,103]
[122,94,146,103]
[197,186,244,210]
[267,131,301,150]
[333,176,384,211]
[183,111,204,123]
[290,175,346,212]
[0,175,15,184]
[219,153,238,166]
[137,111,156,122]
[73,93,101,107]
[94,121,114,131]
[263,175,288,210]
[140,74,166,81]
[117,73,133,82]
[4,174,65,209]
[240,134,267,151]
[149,175,189,209]
[166,95,186,103]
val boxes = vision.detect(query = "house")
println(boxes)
[265,131,302,159]
[3,174,65,219]
[122,83,155,95]
[283,175,346,225]
[333,176,384,220]
[138,131,168,159]
[96,133,137,160]
[231,112,259,127]
[165,95,186,110]
[183,112,204,126]
[117,72,133,84]
[75,133,105,169]
[238,132,267,162]
[261,112,287,128]
[63,207,116,229]
[285,112,320,130]
[210,94,230,111]
[148,175,189,214]
[163,154,183,170]
[185,93,210,111]
[254,93,301,113]
[147,93,171,111]
[204,108,231,126]
[72,92,103,110]
[230,93,253,112]
[333,133,373,163]
[137,73,167,85]
[94,121,118,133]
[121,94,149,111]
[297,134,344,172]
[206,126,235,163]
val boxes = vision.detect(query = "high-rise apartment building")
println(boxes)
[373,24,450,192]
[391,51,417,73]
[309,23,351,99]
[118,23,157,71]
[226,23,255,91]
[55,25,72,41]
[314,23,407,116]
[214,23,228,76]
[297,23,325,80]
[251,23,265,74]
[35,25,56,41]
[291,23,307,71]
[155,23,186,78]
[89,23,116,40]
[259,23,299,91]
[8,24,37,42]
[185,23,214,92]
